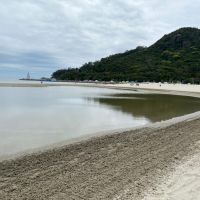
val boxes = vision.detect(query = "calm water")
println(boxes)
[0,86,200,157]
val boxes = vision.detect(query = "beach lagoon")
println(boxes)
[0,85,200,157]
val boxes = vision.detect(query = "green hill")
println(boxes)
[52,27,200,83]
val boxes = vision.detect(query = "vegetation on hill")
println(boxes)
[52,27,200,83]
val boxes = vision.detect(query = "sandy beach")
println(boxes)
[56,81,200,93]
[0,82,200,199]
[1,81,200,94]
[0,112,200,199]
[143,146,200,200]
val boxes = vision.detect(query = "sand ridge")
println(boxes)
[0,115,200,199]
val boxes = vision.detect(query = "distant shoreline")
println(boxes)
[1,81,200,97]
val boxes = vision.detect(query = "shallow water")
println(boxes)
[0,86,200,156]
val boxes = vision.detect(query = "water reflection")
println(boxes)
[0,86,200,157]
[0,87,147,156]
[89,93,200,122]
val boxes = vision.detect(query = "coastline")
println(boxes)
[0,112,200,199]
[1,110,200,163]
[0,82,200,199]
[1,81,200,97]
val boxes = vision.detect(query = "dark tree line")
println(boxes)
[52,27,200,84]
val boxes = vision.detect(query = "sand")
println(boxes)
[49,81,200,94]
[117,82,200,93]
[0,82,200,199]
[143,147,200,200]
[1,81,200,94]
[0,113,200,199]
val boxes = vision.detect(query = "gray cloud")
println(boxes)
[0,0,200,78]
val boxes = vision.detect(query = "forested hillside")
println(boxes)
[52,27,200,83]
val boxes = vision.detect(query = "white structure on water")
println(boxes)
[26,72,30,80]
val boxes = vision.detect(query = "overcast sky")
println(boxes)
[0,0,200,79]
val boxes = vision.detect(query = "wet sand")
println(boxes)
[0,112,200,199]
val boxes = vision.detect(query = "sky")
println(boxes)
[0,0,200,80]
